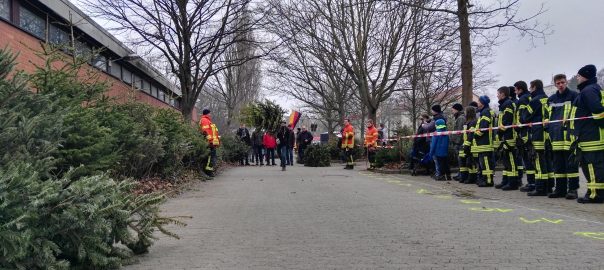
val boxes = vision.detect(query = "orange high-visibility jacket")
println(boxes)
[200,115,220,147]
[365,125,378,148]
[341,123,355,149]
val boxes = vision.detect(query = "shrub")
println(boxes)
[218,135,250,163]
[303,144,331,167]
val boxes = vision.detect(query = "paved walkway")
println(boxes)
[124,163,604,270]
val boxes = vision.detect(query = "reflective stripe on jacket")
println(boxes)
[572,78,604,152]
[548,88,578,151]
[200,115,220,147]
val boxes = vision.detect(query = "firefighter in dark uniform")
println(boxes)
[523,80,552,196]
[495,86,519,190]
[460,106,478,184]
[473,96,495,187]
[515,81,536,192]
[570,65,604,203]
[547,74,579,199]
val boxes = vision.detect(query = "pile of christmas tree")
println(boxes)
[0,47,201,268]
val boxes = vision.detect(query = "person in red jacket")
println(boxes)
[263,131,277,166]
[199,109,220,177]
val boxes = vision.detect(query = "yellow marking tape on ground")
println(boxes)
[469,207,513,213]
[460,200,481,204]
[416,188,432,194]
[397,183,412,187]
[574,232,604,240]
[519,217,563,224]
[387,180,402,184]
[435,195,453,199]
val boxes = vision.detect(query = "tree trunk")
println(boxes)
[457,0,474,106]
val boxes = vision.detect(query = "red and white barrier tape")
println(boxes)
[379,114,602,140]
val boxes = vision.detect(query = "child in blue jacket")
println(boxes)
[430,119,451,181]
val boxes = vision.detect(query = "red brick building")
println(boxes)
[0,0,197,120]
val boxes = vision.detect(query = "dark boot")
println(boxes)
[464,173,477,184]
[527,186,547,196]
[501,177,519,191]
[446,174,452,181]
[519,184,535,192]
[577,196,604,204]
[566,189,578,200]
[435,175,446,181]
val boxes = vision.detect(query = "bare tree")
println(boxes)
[83,0,263,121]
[263,0,356,136]
[396,0,550,106]
[204,7,262,130]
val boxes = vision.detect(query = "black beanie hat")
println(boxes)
[468,101,478,108]
[431,104,442,114]
[452,103,463,112]
[578,64,597,79]
[202,109,211,115]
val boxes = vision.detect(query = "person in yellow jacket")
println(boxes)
[341,119,355,169]
[199,109,220,177]
[365,119,379,170]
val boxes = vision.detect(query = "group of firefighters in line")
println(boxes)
[420,64,603,204]
[197,65,604,204]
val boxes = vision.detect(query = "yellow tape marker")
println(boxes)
[574,232,604,240]
[469,207,513,213]
[519,217,564,224]
[397,183,412,187]
[460,200,481,204]
[416,188,432,194]
[435,195,453,199]
[387,180,402,183]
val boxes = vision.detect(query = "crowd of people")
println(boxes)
[235,122,314,171]
[409,64,604,204]
[198,65,603,204]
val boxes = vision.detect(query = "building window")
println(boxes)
[110,62,121,78]
[122,68,132,84]
[19,7,46,39]
[0,0,10,20]
[159,91,165,102]
[92,55,107,71]
[49,24,70,46]
[75,41,91,57]
[133,74,141,89]
[142,80,151,93]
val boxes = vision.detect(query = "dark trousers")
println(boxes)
[287,147,294,165]
[552,150,579,193]
[344,147,354,166]
[205,147,217,172]
[534,150,552,192]
[368,148,376,168]
[298,146,307,163]
[580,151,604,199]
[253,145,264,164]
[478,152,494,185]
[519,144,535,186]
[266,148,275,165]
[278,145,287,168]
[436,156,450,177]
[460,153,477,182]
[239,147,250,165]
[501,147,518,186]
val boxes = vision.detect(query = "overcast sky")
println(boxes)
[489,0,604,90]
